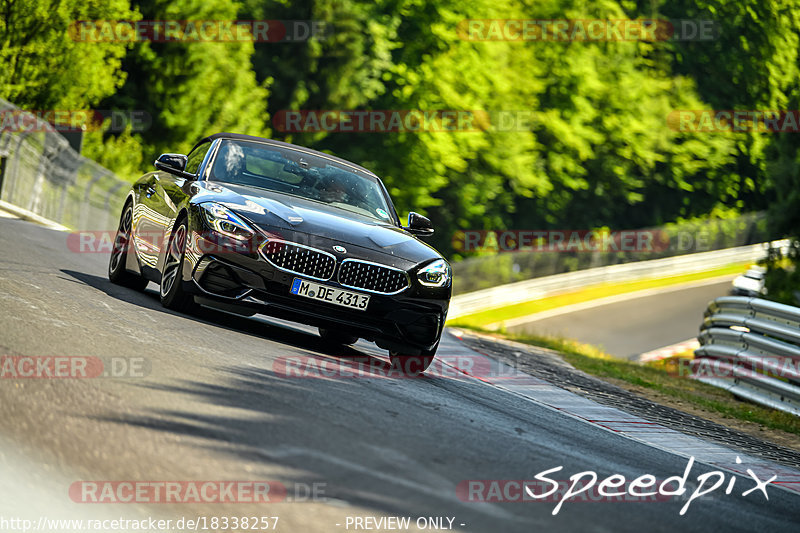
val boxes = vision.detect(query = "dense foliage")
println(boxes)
[3,0,799,270]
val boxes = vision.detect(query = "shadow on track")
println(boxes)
[86,363,496,522]
[60,270,522,526]
[59,268,379,359]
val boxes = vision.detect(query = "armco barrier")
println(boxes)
[452,212,770,295]
[0,98,129,230]
[693,296,800,416]
[448,241,788,320]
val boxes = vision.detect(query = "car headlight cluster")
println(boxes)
[200,202,254,241]
[417,259,451,288]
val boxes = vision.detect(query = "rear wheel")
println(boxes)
[108,204,148,291]
[160,219,195,313]
[318,328,358,346]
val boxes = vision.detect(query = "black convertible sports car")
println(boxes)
[108,133,451,371]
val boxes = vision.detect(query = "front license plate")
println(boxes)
[290,278,370,311]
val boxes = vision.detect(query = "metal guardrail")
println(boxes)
[0,98,129,230]
[452,213,770,295]
[694,296,800,416]
[448,240,789,320]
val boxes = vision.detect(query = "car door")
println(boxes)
[154,142,214,272]
[132,172,171,272]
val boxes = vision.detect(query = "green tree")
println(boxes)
[93,0,271,177]
[0,0,137,109]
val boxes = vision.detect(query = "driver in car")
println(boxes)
[317,170,353,204]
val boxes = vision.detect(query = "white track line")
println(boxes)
[0,200,69,231]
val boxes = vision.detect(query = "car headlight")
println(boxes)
[200,202,254,241]
[417,259,451,288]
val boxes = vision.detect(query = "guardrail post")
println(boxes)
[0,156,6,198]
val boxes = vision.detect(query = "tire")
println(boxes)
[318,328,358,346]
[389,341,439,375]
[108,203,149,291]
[159,218,195,313]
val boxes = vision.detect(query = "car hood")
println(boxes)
[198,182,442,265]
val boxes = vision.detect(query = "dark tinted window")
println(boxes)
[209,140,393,223]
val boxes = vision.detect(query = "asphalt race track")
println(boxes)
[1,212,799,532]
[507,281,734,359]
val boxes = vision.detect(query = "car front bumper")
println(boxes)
[180,229,450,353]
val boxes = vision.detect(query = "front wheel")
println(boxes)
[318,328,358,346]
[108,204,149,291]
[389,341,439,375]
[160,219,195,313]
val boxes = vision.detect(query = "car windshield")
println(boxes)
[208,139,394,223]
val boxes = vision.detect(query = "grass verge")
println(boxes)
[450,262,750,328]
[457,326,800,438]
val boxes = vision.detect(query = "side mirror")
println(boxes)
[404,212,434,237]
[154,153,193,179]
